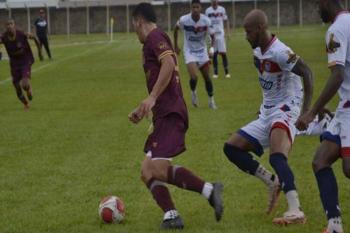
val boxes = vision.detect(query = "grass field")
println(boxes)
[0,25,349,233]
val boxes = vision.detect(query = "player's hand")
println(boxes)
[138,95,156,118]
[128,107,142,124]
[209,47,214,58]
[175,46,181,55]
[295,110,316,131]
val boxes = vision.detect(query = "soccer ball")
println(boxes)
[98,196,125,224]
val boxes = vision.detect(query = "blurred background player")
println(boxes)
[296,0,350,232]
[34,9,52,60]
[174,0,217,109]
[223,9,313,225]
[129,3,223,230]
[205,0,231,79]
[0,19,42,110]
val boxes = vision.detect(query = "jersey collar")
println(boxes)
[261,35,277,55]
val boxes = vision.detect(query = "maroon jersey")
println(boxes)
[142,28,188,123]
[1,30,34,68]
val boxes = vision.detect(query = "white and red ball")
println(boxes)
[98,196,125,224]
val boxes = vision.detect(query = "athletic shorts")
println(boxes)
[238,103,300,156]
[11,63,31,84]
[320,110,350,158]
[214,33,226,53]
[144,113,188,159]
[184,49,210,68]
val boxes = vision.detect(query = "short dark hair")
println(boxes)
[191,0,201,4]
[132,3,157,23]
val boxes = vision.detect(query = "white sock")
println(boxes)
[255,165,276,186]
[163,209,179,220]
[328,217,343,232]
[285,190,301,212]
[201,182,213,199]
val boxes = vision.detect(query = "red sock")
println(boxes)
[167,166,205,194]
[147,179,175,213]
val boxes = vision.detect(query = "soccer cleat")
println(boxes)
[191,91,199,107]
[213,74,219,79]
[272,209,306,226]
[208,182,224,221]
[322,230,343,233]
[225,74,231,78]
[208,97,217,110]
[24,103,30,111]
[160,216,184,230]
[266,178,281,214]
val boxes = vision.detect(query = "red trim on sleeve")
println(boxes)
[341,147,350,157]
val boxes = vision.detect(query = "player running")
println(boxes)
[0,19,42,110]
[174,0,217,109]
[296,0,350,232]
[129,3,223,230]
[223,9,313,225]
[205,0,231,79]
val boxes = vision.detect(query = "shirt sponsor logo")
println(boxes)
[259,77,273,90]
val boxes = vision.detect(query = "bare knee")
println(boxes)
[312,151,331,173]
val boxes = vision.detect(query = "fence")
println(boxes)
[0,0,349,35]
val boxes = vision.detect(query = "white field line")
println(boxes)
[0,42,111,85]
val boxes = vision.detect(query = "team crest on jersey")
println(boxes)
[158,42,167,50]
[286,51,298,64]
[264,61,271,71]
[326,33,340,54]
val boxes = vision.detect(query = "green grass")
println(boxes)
[0,25,349,233]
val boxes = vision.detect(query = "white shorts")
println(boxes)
[184,49,210,68]
[321,111,350,157]
[238,103,300,156]
[214,33,226,53]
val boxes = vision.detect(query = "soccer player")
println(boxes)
[205,0,231,79]
[296,0,350,232]
[174,0,217,109]
[129,3,223,230]
[223,9,313,225]
[0,19,42,110]
[34,9,52,59]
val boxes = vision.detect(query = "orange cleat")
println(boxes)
[273,209,306,226]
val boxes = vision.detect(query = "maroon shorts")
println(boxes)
[11,64,31,84]
[144,113,188,159]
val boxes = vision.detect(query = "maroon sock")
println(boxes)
[147,179,175,213]
[167,166,205,194]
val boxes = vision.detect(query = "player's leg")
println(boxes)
[199,63,217,109]
[213,51,219,79]
[313,139,343,233]
[20,65,33,101]
[186,62,199,107]
[140,157,183,229]
[269,126,305,225]
[224,123,280,214]
[13,81,29,109]
[218,37,230,78]
[41,36,52,59]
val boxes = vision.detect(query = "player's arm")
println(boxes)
[26,32,43,61]
[291,58,313,114]
[174,23,181,55]
[129,55,175,124]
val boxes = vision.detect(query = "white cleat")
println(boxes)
[191,91,199,107]
[266,178,281,214]
[213,74,219,79]
[273,209,306,226]
[225,74,231,78]
[208,97,217,110]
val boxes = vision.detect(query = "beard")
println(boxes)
[319,8,331,23]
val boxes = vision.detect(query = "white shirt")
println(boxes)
[205,5,227,35]
[177,13,213,53]
[253,36,303,108]
[326,11,350,112]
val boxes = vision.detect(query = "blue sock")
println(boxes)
[315,167,340,219]
[269,153,296,193]
[223,143,259,175]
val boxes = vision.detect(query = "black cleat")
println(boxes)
[208,182,224,222]
[160,216,184,230]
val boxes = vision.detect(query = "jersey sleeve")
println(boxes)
[222,8,228,21]
[150,33,174,62]
[275,47,299,72]
[326,28,347,67]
